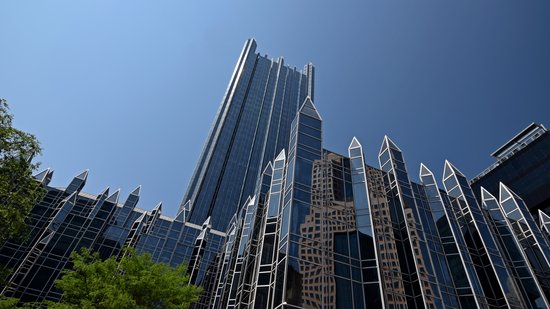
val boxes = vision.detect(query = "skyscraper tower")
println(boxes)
[181,39,314,230]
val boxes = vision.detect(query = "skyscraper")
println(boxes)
[181,38,314,231]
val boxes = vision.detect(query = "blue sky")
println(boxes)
[1,1,549,216]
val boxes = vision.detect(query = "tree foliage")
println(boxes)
[47,248,201,309]
[0,99,44,244]
[0,296,19,309]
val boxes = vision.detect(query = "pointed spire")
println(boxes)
[106,189,121,204]
[299,97,322,120]
[75,170,89,181]
[197,225,208,241]
[46,169,54,183]
[419,163,433,177]
[262,161,273,176]
[122,186,141,210]
[152,202,162,213]
[145,202,163,234]
[183,200,192,211]
[275,149,286,161]
[175,209,186,222]
[480,187,499,210]
[348,137,365,165]
[97,187,110,199]
[381,135,402,153]
[444,160,464,178]
[66,170,89,194]
[443,161,453,179]
[202,216,212,229]
[129,186,141,196]
[349,136,362,149]
[540,213,550,236]
[175,200,192,222]
[240,195,252,215]
[481,187,497,202]
[419,164,443,190]
[539,210,550,228]
[33,168,51,183]
[196,216,213,242]
[248,195,256,206]
[499,182,522,204]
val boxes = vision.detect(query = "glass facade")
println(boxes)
[0,171,226,308]
[2,40,549,309]
[181,38,314,231]
[471,124,550,219]
[210,99,550,308]
[443,161,526,308]
[481,188,549,308]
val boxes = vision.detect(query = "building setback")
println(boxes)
[2,40,550,308]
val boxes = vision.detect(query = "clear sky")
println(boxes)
[1,1,549,216]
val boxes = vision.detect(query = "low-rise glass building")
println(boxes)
[0,170,225,308]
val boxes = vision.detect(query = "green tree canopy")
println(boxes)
[48,248,201,309]
[0,99,43,244]
[0,99,44,285]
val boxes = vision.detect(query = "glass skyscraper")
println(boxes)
[180,38,314,231]
[2,40,550,309]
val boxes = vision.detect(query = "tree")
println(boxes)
[0,99,43,243]
[48,248,201,309]
[0,99,44,285]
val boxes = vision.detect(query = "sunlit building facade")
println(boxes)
[2,39,550,309]
[1,39,314,308]
[180,38,314,231]
[213,98,550,308]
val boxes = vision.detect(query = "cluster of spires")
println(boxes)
[31,168,212,229]
[30,120,549,239]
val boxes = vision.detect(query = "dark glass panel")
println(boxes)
[299,114,321,130]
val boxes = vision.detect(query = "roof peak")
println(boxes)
[299,97,322,121]
[349,136,362,149]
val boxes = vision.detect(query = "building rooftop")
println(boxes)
[471,122,547,184]
[491,123,547,159]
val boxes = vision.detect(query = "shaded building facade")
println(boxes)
[0,170,225,308]
[471,123,550,217]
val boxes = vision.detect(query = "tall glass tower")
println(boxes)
[180,39,314,230]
